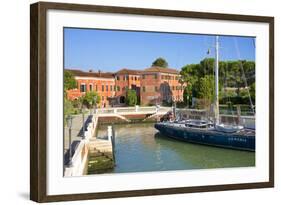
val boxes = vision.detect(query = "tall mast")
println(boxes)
[214,36,220,125]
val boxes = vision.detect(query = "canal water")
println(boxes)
[93,123,255,174]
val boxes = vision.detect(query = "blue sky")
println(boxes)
[64,28,255,72]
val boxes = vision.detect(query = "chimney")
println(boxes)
[98,70,101,77]
[89,69,93,73]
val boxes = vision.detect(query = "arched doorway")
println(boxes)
[120,96,125,104]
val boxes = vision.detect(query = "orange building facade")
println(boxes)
[114,69,141,104]
[66,69,115,107]
[66,67,185,107]
[140,67,185,105]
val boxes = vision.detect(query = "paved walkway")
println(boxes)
[64,113,91,156]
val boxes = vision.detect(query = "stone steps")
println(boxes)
[87,136,115,174]
[89,141,111,145]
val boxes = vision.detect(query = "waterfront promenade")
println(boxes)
[64,106,171,155]
[64,106,170,176]
[64,105,255,176]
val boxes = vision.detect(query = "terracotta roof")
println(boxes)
[66,67,179,78]
[116,68,142,75]
[143,66,180,74]
[65,69,115,78]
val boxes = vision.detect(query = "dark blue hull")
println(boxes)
[155,123,255,151]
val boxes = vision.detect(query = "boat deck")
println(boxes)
[159,122,255,137]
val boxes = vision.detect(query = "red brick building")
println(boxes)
[66,67,185,107]
[115,69,141,104]
[140,67,185,105]
[65,69,115,107]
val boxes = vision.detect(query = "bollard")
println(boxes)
[107,126,112,142]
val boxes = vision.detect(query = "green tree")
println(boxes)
[180,64,199,85]
[183,86,192,106]
[81,91,100,108]
[64,71,77,92]
[222,89,237,98]
[64,97,75,125]
[196,75,215,100]
[200,58,215,76]
[152,57,168,68]
[193,75,214,108]
[180,58,255,105]
[126,89,137,106]
[64,98,75,116]
[249,82,255,101]
[180,64,201,98]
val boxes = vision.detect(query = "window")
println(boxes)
[80,84,86,92]
[106,85,108,91]
[102,85,104,92]
[123,76,126,81]
[96,85,98,91]
[172,86,175,90]
[142,86,146,92]
[110,85,113,91]
[89,84,93,91]
[155,86,158,92]
[102,96,104,101]
[142,74,145,79]
[117,86,120,91]
[154,74,157,79]
[131,76,133,80]
[116,76,120,81]
[135,76,137,80]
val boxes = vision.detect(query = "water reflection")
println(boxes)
[95,123,255,174]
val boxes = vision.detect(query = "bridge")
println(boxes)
[95,106,171,122]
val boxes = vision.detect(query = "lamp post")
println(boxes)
[81,106,86,140]
[172,100,177,120]
[66,115,73,167]
[93,96,97,114]
[178,76,184,104]
[89,101,93,115]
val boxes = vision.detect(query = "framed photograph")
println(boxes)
[30,1,274,202]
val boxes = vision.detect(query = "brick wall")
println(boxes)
[115,74,141,104]
[67,77,115,107]
[140,72,184,105]
[66,69,185,107]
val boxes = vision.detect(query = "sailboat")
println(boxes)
[154,36,255,151]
